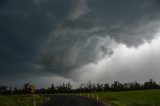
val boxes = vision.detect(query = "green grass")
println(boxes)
[0,95,45,106]
[79,89,160,106]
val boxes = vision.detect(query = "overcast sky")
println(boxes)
[1,0,160,88]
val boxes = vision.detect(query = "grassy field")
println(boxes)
[0,95,45,106]
[80,89,160,106]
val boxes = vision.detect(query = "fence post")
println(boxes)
[33,100,36,106]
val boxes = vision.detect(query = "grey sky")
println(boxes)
[0,0,160,88]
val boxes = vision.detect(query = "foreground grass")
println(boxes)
[0,95,45,106]
[80,89,160,106]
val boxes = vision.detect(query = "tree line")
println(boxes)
[0,79,160,95]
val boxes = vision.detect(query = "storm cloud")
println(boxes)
[1,0,160,87]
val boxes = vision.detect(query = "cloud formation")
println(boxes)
[73,35,160,83]
[36,0,160,79]
[68,0,90,20]
[1,0,160,87]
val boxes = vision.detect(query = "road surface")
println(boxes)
[42,95,108,106]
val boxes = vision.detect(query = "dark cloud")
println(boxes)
[36,0,160,77]
[1,0,160,87]
[68,0,89,20]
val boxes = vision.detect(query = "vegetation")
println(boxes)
[75,79,160,93]
[0,79,160,94]
[80,89,160,106]
[0,95,45,106]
